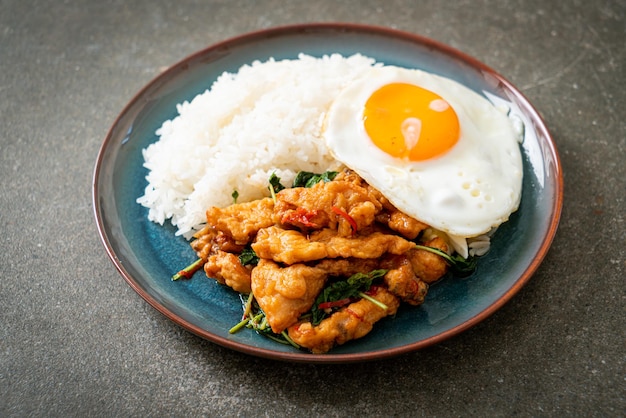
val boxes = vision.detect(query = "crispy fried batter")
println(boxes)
[314,257,381,277]
[204,251,252,294]
[251,259,328,333]
[381,255,429,305]
[376,209,429,240]
[407,236,449,283]
[275,179,382,236]
[251,226,415,265]
[192,226,247,260]
[334,170,428,240]
[287,286,400,353]
[251,227,327,264]
[205,197,275,244]
[191,225,217,259]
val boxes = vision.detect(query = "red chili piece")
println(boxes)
[281,207,319,229]
[318,298,352,310]
[331,206,357,235]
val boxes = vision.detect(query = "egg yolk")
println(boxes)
[363,83,460,161]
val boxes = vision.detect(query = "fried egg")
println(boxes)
[324,65,523,242]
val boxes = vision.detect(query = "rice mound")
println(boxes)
[137,53,378,237]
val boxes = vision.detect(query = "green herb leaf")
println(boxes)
[414,245,478,277]
[268,172,285,193]
[238,247,259,266]
[347,269,387,286]
[231,190,239,204]
[311,269,387,325]
[292,171,338,188]
[230,292,299,348]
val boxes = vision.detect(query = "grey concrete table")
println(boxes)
[2,1,624,416]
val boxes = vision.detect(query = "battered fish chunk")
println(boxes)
[381,255,429,305]
[251,226,415,265]
[407,236,449,284]
[252,227,327,264]
[191,227,246,259]
[275,179,382,236]
[287,286,400,354]
[314,257,381,277]
[251,259,328,333]
[190,225,217,259]
[375,209,429,240]
[205,197,275,244]
[335,169,428,240]
[204,250,252,294]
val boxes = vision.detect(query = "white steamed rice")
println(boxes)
[137,53,379,238]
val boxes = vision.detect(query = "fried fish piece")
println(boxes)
[407,236,449,284]
[375,209,429,240]
[205,197,275,244]
[332,170,428,240]
[251,226,415,265]
[287,286,400,354]
[314,257,381,277]
[251,227,327,265]
[251,259,328,334]
[275,178,382,236]
[204,250,252,294]
[191,226,247,260]
[381,254,429,306]
[190,225,217,259]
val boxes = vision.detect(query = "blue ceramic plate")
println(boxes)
[93,24,563,363]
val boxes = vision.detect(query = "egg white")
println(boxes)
[324,65,523,241]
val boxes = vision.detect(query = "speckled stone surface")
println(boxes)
[1,1,624,416]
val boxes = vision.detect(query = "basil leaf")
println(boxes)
[268,172,285,193]
[347,269,387,287]
[414,245,478,277]
[238,247,259,266]
[292,171,338,188]
[310,269,387,325]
